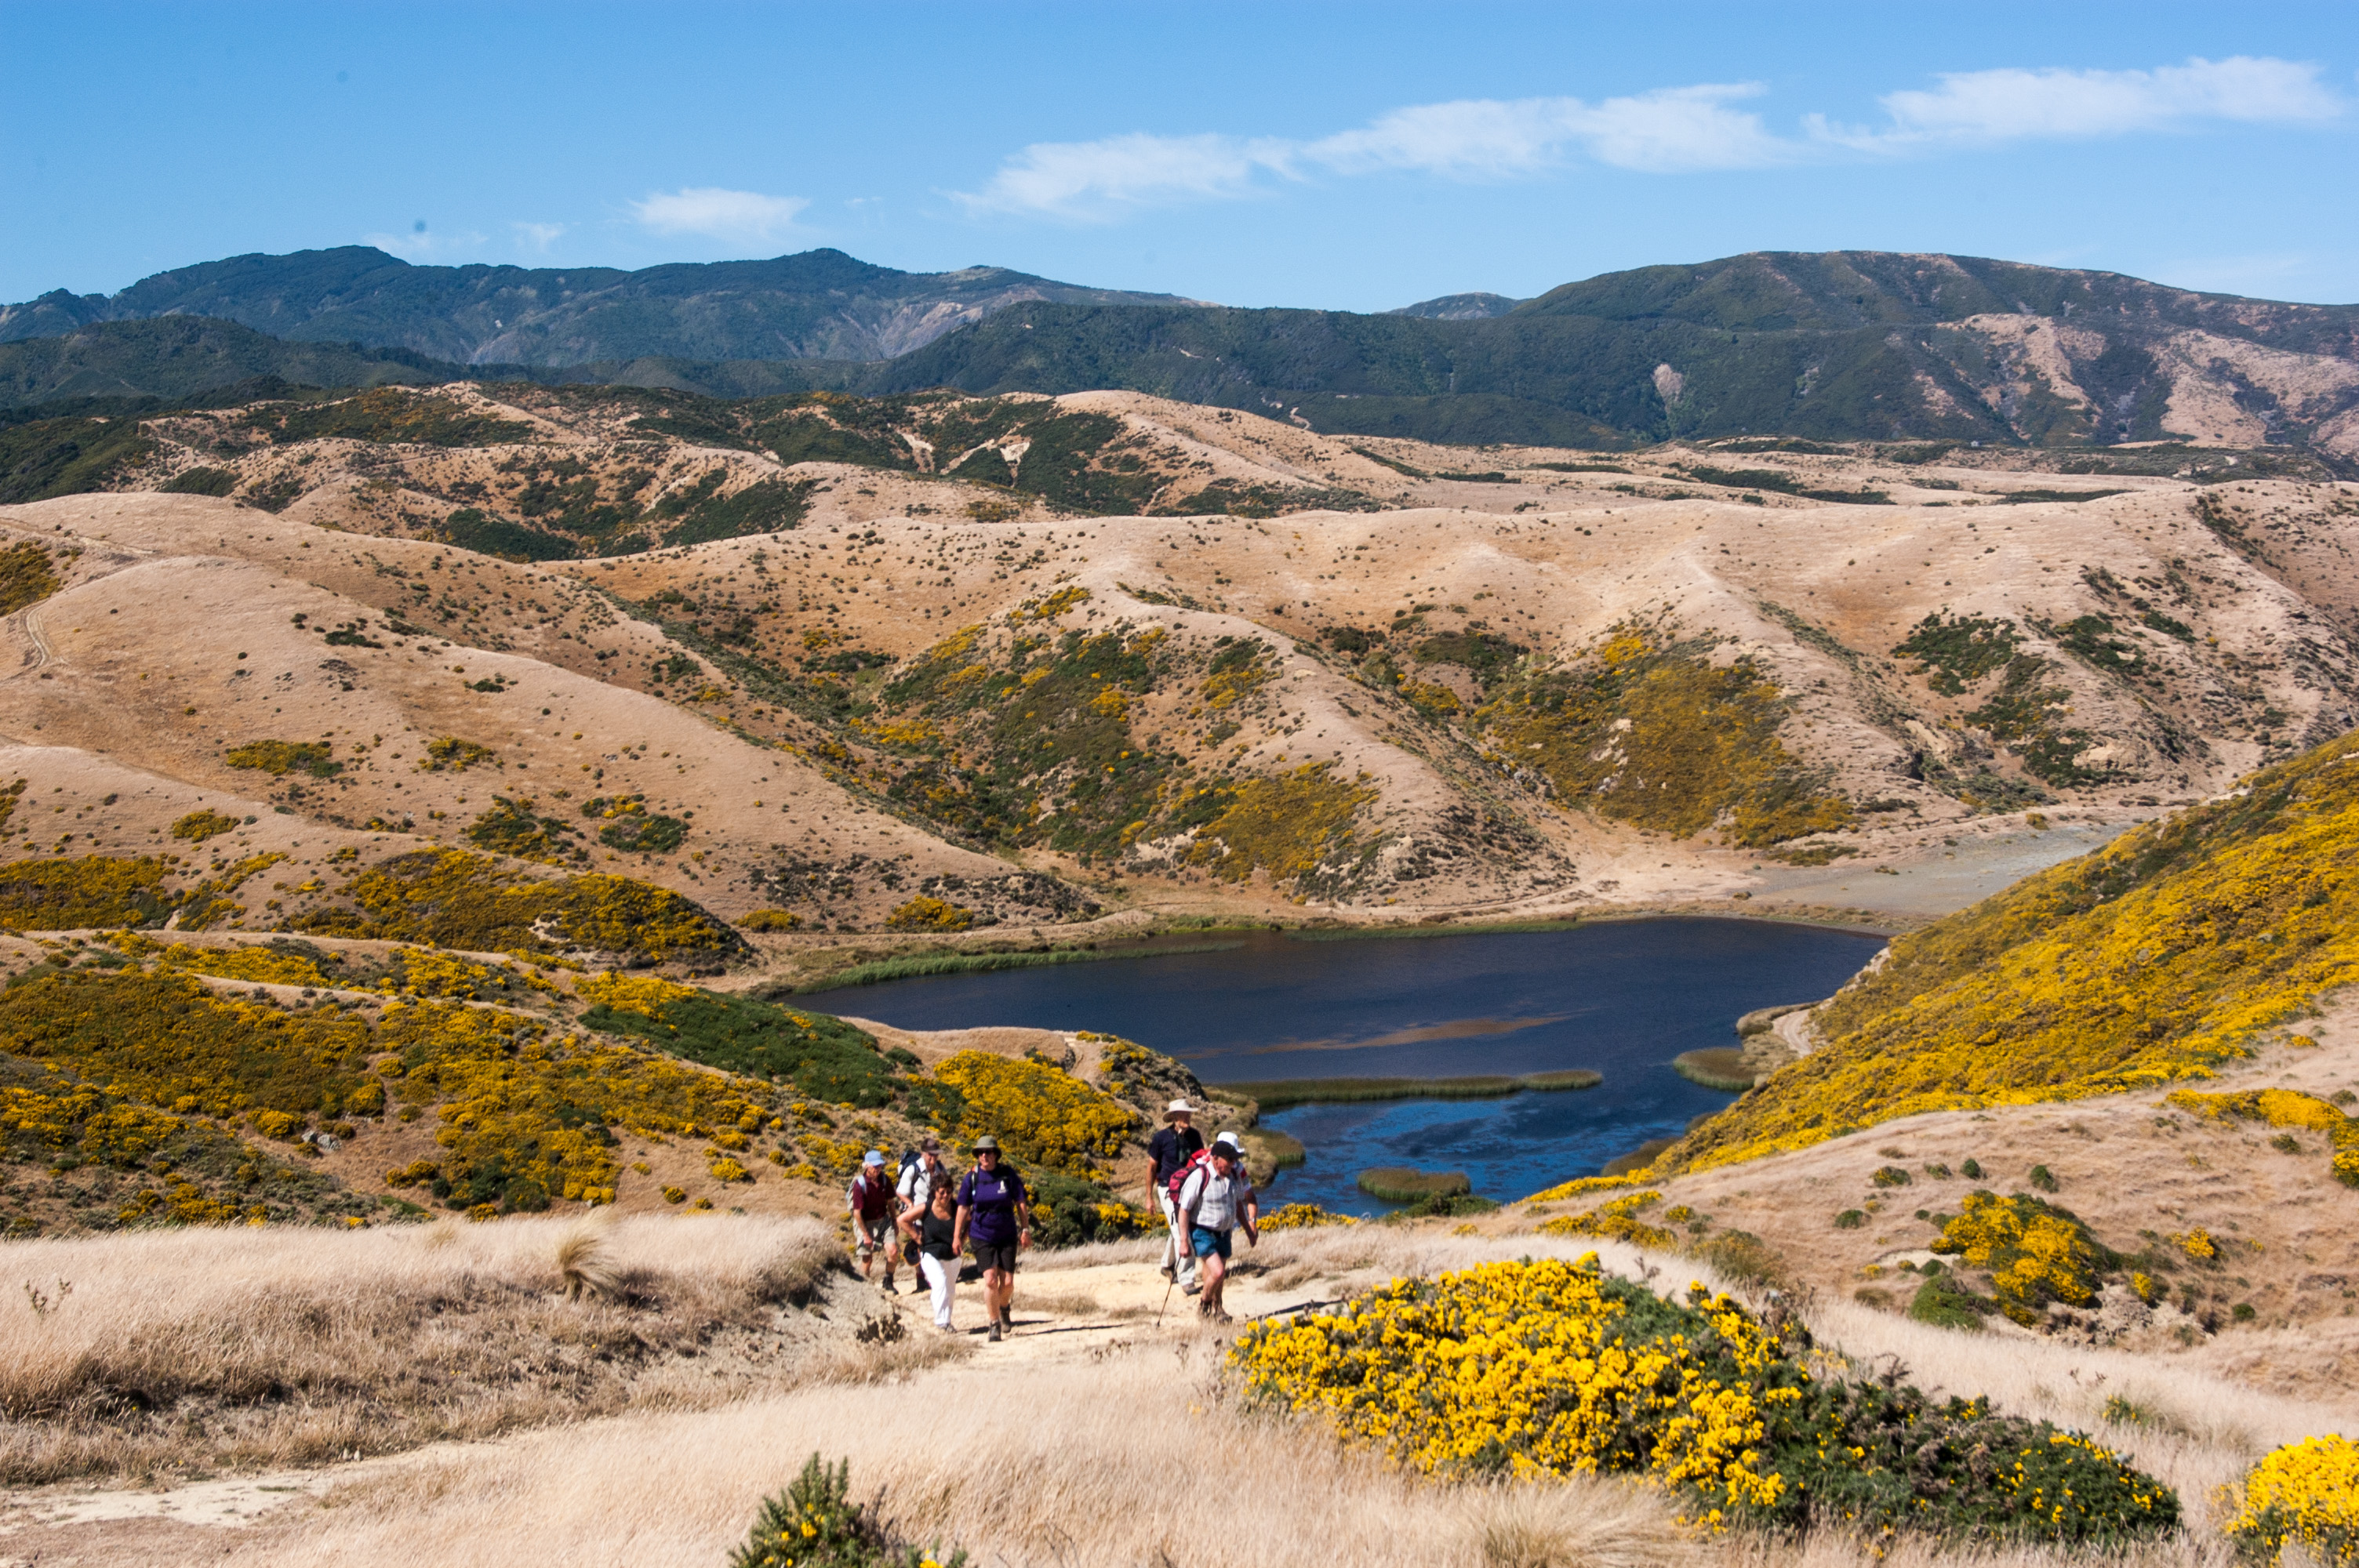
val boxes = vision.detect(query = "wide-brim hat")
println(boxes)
[1162,1099,1196,1121]
[970,1134,1001,1154]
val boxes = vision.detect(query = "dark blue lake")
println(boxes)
[835,917,1884,1215]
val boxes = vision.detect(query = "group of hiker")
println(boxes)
[846,1134,1031,1342]
[842,1096,1260,1337]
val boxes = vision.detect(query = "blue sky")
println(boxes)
[5,2,2357,311]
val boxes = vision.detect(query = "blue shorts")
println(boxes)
[1190,1226,1232,1260]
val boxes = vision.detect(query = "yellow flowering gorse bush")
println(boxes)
[1233,1256,2178,1541]
[2168,1087,2359,1188]
[2228,1434,2359,1565]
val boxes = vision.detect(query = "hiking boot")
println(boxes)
[999,1307,1014,1330]
[1182,1281,1201,1296]
[987,1321,1002,1343]
[880,1278,898,1296]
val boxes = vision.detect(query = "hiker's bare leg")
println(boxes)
[1199,1249,1227,1315]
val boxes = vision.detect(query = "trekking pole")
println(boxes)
[1155,1275,1176,1327]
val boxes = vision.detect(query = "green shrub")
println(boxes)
[1871,1164,1912,1187]
[1909,1272,1990,1330]
[580,986,896,1108]
[171,809,242,842]
[225,739,340,778]
[162,466,238,497]
[727,1454,965,1568]
[1960,1157,1983,1179]
[2029,1163,2060,1192]
[1834,1209,1866,1229]
[598,813,685,854]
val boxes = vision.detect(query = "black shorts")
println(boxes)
[971,1241,1018,1274]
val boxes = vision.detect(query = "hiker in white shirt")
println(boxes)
[897,1137,947,1215]
[1176,1131,1259,1325]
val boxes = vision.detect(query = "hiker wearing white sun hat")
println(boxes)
[1143,1098,1207,1294]
[848,1149,899,1296]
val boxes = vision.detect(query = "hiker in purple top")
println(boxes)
[953,1135,1030,1343]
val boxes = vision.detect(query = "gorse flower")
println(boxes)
[1259,1202,1358,1232]
[2228,1435,2359,1565]
[726,1453,965,1568]
[1930,1192,2110,1327]
[1230,1256,2176,1541]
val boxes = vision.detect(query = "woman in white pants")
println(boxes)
[898,1181,962,1330]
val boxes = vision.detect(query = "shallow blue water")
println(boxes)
[834,916,1884,1214]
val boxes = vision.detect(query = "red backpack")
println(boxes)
[1165,1147,1216,1206]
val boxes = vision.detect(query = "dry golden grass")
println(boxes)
[5,1215,2353,1566]
[0,1214,839,1483]
[186,1344,1690,1568]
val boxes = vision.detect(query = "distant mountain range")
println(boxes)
[5,248,2356,457]
[0,246,1199,365]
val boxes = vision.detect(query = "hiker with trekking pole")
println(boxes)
[953,1135,1030,1343]
[1144,1098,1206,1298]
[1175,1131,1258,1325]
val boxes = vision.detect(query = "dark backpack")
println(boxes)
[898,1148,922,1181]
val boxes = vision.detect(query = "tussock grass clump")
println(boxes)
[1671,1047,1754,1091]
[1357,1167,1471,1203]
[1232,1255,2178,1541]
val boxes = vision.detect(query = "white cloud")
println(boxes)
[958,89,1785,217]
[958,57,2346,221]
[955,133,1292,219]
[512,221,566,253]
[631,187,809,241]
[1305,87,1785,177]
[1816,56,2343,151]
